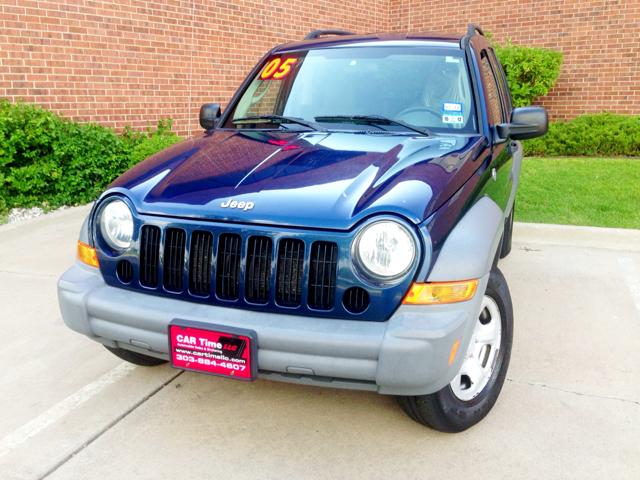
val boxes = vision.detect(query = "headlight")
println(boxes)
[99,199,134,252]
[353,220,416,281]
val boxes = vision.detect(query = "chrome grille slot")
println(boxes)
[140,225,160,288]
[245,236,272,304]
[163,228,186,292]
[216,233,242,300]
[276,238,304,307]
[189,230,213,296]
[308,241,338,310]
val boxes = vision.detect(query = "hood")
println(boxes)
[109,130,486,230]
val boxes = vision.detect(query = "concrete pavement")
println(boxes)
[0,207,638,479]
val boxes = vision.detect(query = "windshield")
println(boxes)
[222,46,478,135]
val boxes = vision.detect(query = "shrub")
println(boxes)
[523,113,640,157]
[0,100,182,213]
[126,121,183,168]
[488,34,563,108]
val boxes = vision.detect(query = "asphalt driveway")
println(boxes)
[1,206,639,479]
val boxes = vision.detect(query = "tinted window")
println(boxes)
[223,47,478,134]
[480,51,505,124]
[488,49,513,116]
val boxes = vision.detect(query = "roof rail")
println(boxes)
[305,29,356,40]
[467,24,485,37]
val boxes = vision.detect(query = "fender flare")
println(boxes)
[427,195,504,282]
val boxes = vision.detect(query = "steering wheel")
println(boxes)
[395,106,443,122]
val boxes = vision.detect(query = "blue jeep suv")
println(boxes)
[59,25,548,432]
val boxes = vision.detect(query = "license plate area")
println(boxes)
[168,319,258,381]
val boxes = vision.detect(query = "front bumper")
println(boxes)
[58,262,488,396]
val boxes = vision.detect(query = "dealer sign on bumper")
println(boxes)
[169,320,258,381]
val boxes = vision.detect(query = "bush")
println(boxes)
[0,100,182,213]
[523,113,640,157]
[126,122,182,168]
[488,34,563,108]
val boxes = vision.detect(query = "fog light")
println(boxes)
[77,240,99,268]
[402,279,478,305]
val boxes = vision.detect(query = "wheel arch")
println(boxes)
[426,195,504,283]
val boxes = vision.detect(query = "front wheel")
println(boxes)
[396,267,513,433]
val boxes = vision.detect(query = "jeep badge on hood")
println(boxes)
[221,199,254,211]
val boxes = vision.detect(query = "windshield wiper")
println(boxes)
[232,115,327,132]
[314,115,430,136]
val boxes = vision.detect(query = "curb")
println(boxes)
[513,222,640,251]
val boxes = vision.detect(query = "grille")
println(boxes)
[245,236,272,304]
[308,241,338,310]
[129,225,379,317]
[343,287,370,314]
[116,260,134,284]
[140,225,161,287]
[163,228,186,292]
[276,238,304,307]
[189,231,213,296]
[216,233,242,300]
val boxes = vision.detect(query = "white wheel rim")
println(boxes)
[450,295,502,401]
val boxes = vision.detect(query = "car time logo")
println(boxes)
[221,199,254,211]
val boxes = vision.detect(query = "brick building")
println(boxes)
[1,0,638,137]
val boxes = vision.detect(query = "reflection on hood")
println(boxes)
[109,130,484,230]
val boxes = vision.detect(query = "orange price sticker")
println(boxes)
[273,58,297,79]
[260,58,281,79]
[260,58,298,80]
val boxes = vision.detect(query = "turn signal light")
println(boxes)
[77,240,100,268]
[402,279,478,305]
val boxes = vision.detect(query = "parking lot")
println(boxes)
[1,205,639,480]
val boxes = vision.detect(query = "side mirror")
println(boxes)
[496,106,548,141]
[199,103,221,130]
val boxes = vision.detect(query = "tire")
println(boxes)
[396,267,514,433]
[104,345,168,367]
[499,202,515,259]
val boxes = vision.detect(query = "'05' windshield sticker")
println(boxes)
[442,102,464,124]
[260,58,298,80]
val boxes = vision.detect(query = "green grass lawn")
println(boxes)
[516,157,640,229]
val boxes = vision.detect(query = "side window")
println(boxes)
[489,49,513,117]
[480,51,506,125]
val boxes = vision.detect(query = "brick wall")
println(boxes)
[1,0,638,137]
[0,0,386,136]
[389,0,640,120]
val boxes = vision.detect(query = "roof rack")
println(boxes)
[467,24,485,37]
[305,29,356,40]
